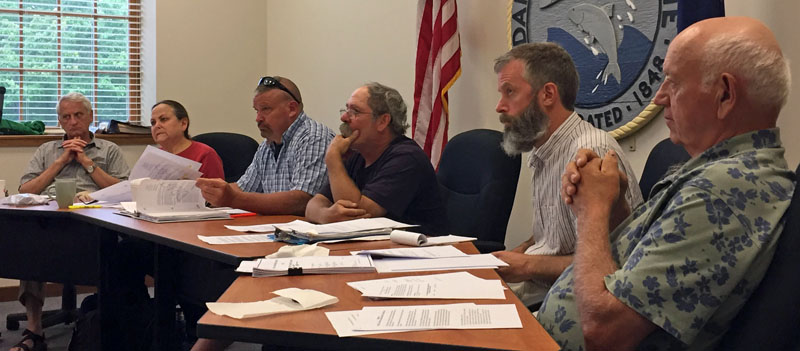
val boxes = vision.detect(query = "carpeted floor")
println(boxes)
[0,292,260,350]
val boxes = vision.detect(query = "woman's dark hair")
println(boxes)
[152,99,191,139]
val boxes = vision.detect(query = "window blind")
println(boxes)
[0,0,141,126]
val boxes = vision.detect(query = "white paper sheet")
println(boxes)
[235,244,330,273]
[224,219,306,233]
[353,303,521,331]
[390,230,477,247]
[206,288,338,319]
[347,272,506,300]
[252,255,375,277]
[325,310,423,337]
[198,234,274,245]
[372,254,508,273]
[351,245,467,259]
[88,180,132,203]
[130,145,202,180]
[89,145,203,202]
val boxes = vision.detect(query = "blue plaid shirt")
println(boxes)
[236,112,334,195]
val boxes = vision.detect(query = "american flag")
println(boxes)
[412,0,461,168]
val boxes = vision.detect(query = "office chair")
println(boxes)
[192,132,259,183]
[714,163,800,351]
[6,284,79,331]
[436,129,521,253]
[639,138,691,200]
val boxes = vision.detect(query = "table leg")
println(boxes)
[153,244,179,351]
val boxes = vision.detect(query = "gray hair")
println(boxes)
[365,82,409,136]
[57,92,92,116]
[701,36,792,112]
[494,42,580,110]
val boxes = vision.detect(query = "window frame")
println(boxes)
[0,0,141,131]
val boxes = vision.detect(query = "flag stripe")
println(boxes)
[412,0,461,169]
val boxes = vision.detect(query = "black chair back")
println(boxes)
[715,163,800,350]
[192,132,259,183]
[639,138,691,199]
[0,86,5,121]
[436,129,521,253]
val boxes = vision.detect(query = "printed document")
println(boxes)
[353,303,521,331]
[118,178,230,223]
[90,146,202,202]
[252,255,375,277]
[351,245,467,259]
[347,271,506,299]
[198,234,273,245]
[274,217,416,243]
[372,254,509,273]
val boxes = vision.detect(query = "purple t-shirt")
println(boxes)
[319,136,446,234]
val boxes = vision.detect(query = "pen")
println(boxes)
[68,205,102,209]
[230,212,257,218]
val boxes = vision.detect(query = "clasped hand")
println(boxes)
[58,138,91,166]
[561,149,628,218]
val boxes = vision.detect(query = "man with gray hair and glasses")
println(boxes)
[306,82,445,234]
[489,42,642,311]
[13,91,129,351]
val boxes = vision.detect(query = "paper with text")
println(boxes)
[354,303,521,331]
[130,145,202,180]
[198,234,273,245]
[351,245,467,259]
[347,271,505,300]
[372,254,509,273]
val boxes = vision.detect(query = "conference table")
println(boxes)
[0,202,559,350]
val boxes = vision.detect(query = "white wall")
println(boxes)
[265,0,800,249]
[2,0,797,250]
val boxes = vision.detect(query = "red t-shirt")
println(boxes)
[176,141,225,179]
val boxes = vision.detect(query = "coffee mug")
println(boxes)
[50,179,77,209]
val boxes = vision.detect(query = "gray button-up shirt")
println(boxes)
[20,134,130,194]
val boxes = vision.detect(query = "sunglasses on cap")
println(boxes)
[258,76,300,103]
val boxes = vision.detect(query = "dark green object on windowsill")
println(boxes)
[0,119,45,135]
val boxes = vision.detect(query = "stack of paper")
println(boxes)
[90,145,203,203]
[252,255,376,277]
[371,254,509,273]
[350,245,467,259]
[325,303,522,337]
[347,272,506,300]
[273,218,415,243]
[116,178,230,223]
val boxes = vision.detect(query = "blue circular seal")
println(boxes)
[510,0,679,137]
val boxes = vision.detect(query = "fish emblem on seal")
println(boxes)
[568,3,621,85]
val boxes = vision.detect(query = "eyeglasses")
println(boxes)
[258,76,300,103]
[339,107,372,117]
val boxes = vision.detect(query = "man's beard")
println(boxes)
[500,100,549,155]
[339,122,353,137]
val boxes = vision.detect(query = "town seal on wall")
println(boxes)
[509,0,679,138]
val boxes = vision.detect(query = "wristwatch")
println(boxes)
[84,163,96,174]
